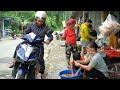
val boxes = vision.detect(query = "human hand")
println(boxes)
[71,73,75,76]
[74,73,78,76]
[43,40,51,45]
[74,61,80,67]
[75,60,80,63]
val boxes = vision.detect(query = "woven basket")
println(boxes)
[108,63,120,79]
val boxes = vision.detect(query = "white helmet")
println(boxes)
[35,11,47,20]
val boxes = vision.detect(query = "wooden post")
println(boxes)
[83,11,85,22]
[2,19,5,37]
[101,11,104,23]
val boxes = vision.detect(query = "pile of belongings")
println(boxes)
[98,14,120,38]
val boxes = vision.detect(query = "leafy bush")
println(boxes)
[77,44,81,52]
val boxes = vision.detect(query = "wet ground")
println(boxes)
[44,39,68,79]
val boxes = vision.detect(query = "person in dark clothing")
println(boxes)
[9,11,53,79]
[118,31,120,38]
[89,24,97,42]
[11,31,16,39]
[118,31,120,47]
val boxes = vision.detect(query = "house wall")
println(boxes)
[109,11,120,22]
[89,11,102,35]
[0,18,2,38]
[74,11,83,24]
[72,11,120,38]
[88,11,120,35]
[0,17,12,38]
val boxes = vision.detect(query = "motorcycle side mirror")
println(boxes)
[47,30,53,34]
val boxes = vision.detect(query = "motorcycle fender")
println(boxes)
[18,69,24,76]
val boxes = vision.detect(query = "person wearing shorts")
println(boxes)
[80,18,95,58]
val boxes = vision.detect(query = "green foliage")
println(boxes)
[46,11,64,31]
[77,44,81,52]
[1,11,35,23]
[45,11,72,31]
[1,11,35,34]
[1,11,73,33]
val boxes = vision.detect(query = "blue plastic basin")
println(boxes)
[58,69,82,79]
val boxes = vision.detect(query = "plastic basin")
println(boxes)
[58,69,83,79]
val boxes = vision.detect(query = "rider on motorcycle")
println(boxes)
[10,11,53,79]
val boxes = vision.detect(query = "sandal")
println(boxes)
[9,64,14,68]
[41,74,45,79]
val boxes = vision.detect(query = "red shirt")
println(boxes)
[63,27,76,46]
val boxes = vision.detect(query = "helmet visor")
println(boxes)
[36,17,46,21]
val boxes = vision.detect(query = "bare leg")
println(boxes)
[35,63,40,76]
[9,58,16,68]
[74,67,82,76]
[81,47,86,58]
[70,59,75,76]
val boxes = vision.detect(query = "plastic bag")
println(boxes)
[97,33,105,39]
[99,14,120,37]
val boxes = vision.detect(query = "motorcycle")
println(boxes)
[12,32,44,79]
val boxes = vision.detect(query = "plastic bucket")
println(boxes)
[58,69,83,79]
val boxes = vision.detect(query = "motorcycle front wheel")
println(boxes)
[15,72,25,79]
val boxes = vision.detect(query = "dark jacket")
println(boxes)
[24,22,53,42]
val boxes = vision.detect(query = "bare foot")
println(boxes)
[41,74,46,79]
[9,64,14,68]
